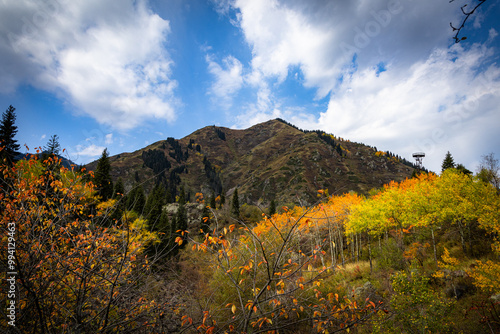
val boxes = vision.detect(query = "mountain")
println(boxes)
[15,152,76,169]
[87,119,416,206]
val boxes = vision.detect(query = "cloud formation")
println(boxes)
[206,54,244,109]
[214,0,500,172]
[1,0,178,130]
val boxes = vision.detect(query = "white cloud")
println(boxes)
[228,0,457,99]
[206,54,244,109]
[488,28,498,41]
[317,44,500,172]
[214,0,500,172]
[75,143,106,158]
[1,0,178,130]
[105,133,113,145]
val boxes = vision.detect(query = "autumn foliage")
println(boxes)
[2,146,500,333]
[0,151,167,333]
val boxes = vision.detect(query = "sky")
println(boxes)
[0,0,499,173]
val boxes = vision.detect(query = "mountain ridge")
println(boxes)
[87,119,416,206]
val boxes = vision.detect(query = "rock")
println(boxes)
[490,294,500,302]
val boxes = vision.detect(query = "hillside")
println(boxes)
[88,119,416,206]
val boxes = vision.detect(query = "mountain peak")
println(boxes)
[89,121,415,206]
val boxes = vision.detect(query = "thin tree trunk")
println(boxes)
[339,230,345,266]
[431,225,438,267]
[457,219,466,255]
[368,232,372,274]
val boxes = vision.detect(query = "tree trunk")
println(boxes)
[431,225,438,267]
[368,232,373,274]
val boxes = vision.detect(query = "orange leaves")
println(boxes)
[175,236,183,246]
[181,315,193,326]
[0,155,161,331]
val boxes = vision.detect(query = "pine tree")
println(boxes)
[0,105,20,166]
[178,186,186,205]
[94,149,113,201]
[113,178,125,199]
[144,184,166,225]
[441,151,456,172]
[210,192,216,209]
[44,134,61,155]
[231,188,240,218]
[132,185,146,214]
[455,163,472,176]
[157,210,174,257]
[269,199,277,216]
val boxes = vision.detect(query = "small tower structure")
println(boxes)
[412,152,425,170]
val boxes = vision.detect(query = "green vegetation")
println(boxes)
[2,115,499,333]
[0,105,20,166]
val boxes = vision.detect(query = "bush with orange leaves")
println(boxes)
[0,150,169,333]
[181,201,382,333]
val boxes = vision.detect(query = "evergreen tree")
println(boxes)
[231,188,240,218]
[157,210,174,257]
[144,185,175,259]
[178,185,186,205]
[0,105,20,166]
[94,149,113,201]
[133,185,146,214]
[441,151,456,172]
[44,134,61,155]
[126,185,146,214]
[144,184,166,225]
[165,188,173,204]
[210,192,216,209]
[113,178,125,199]
[269,199,277,216]
[455,163,472,176]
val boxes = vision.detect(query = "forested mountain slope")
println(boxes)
[88,119,416,205]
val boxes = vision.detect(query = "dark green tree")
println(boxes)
[441,151,456,172]
[144,184,176,259]
[209,192,217,209]
[113,177,125,199]
[269,199,277,216]
[455,163,472,176]
[94,149,113,201]
[178,185,186,205]
[126,185,146,214]
[133,186,146,214]
[231,188,240,218]
[44,134,61,155]
[156,210,175,258]
[0,105,20,166]
[144,184,166,225]
[165,188,173,204]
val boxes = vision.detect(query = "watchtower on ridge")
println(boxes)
[412,152,425,170]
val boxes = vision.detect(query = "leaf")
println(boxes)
[231,304,237,314]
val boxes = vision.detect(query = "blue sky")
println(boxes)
[0,0,499,173]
